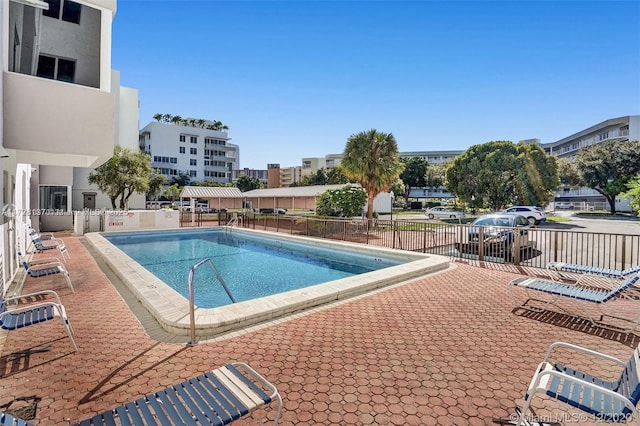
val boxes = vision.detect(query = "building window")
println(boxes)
[43,0,81,24]
[189,170,197,177]
[190,136,198,144]
[39,185,68,211]
[190,148,197,155]
[179,147,185,154]
[190,159,197,166]
[179,135,186,142]
[36,55,75,83]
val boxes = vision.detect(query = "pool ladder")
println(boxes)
[187,258,236,345]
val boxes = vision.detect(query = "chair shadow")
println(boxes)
[79,342,189,404]
[0,395,41,421]
[513,306,640,348]
[0,339,74,378]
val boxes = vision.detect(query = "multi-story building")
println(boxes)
[231,168,268,183]
[539,115,640,209]
[1,0,139,293]
[298,151,462,199]
[139,121,239,185]
[265,163,302,188]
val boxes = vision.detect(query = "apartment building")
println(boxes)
[1,0,139,293]
[139,121,239,185]
[231,168,268,183]
[539,115,640,208]
[297,151,462,199]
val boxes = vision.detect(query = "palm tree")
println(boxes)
[341,129,404,225]
[172,115,183,126]
[162,113,173,123]
[153,113,163,122]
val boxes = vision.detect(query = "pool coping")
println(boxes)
[85,227,450,337]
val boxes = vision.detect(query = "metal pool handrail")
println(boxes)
[187,258,236,345]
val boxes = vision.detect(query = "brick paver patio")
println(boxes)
[1,234,637,425]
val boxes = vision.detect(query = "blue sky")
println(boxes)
[112,0,640,169]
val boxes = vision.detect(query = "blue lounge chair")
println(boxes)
[547,262,640,281]
[517,341,640,425]
[18,251,73,293]
[510,272,640,333]
[27,228,70,259]
[73,362,282,425]
[0,363,281,425]
[0,412,33,426]
[0,290,77,352]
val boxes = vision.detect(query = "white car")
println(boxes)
[424,206,466,220]
[503,206,546,225]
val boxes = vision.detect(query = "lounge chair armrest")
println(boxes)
[542,341,625,366]
[4,290,63,306]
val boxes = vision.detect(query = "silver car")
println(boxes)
[424,206,466,220]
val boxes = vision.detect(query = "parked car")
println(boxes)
[461,213,535,260]
[424,206,466,220]
[503,206,546,225]
[555,201,572,209]
[258,208,287,215]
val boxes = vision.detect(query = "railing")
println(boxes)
[187,258,236,345]
[237,216,640,271]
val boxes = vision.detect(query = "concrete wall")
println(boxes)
[102,209,179,232]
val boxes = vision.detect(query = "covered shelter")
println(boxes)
[243,185,352,212]
[179,186,245,212]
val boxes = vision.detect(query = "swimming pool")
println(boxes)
[86,228,450,337]
[103,229,403,308]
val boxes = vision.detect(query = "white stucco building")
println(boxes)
[1,0,139,295]
[139,121,239,185]
[539,115,640,210]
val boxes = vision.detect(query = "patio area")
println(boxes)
[0,233,637,425]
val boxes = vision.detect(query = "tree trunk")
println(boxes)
[366,194,375,229]
[606,195,616,214]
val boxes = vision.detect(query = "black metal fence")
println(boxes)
[180,213,640,271]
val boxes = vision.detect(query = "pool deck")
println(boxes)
[0,234,638,425]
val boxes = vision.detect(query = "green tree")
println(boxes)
[164,183,181,204]
[341,129,404,224]
[170,172,191,188]
[146,169,167,200]
[326,166,350,184]
[557,157,581,187]
[316,185,367,217]
[621,174,640,215]
[300,169,328,186]
[514,143,559,206]
[88,146,153,209]
[399,157,428,204]
[236,175,264,192]
[389,179,406,209]
[446,141,558,211]
[574,140,640,214]
[425,160,447,194]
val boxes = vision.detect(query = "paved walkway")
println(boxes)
[0,234,637,425]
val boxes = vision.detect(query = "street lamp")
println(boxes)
[471,195,476,215]
[390,191,394,222]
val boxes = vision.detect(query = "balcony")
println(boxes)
[3,71,115,168]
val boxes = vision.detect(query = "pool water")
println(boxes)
[105,229,403,308]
